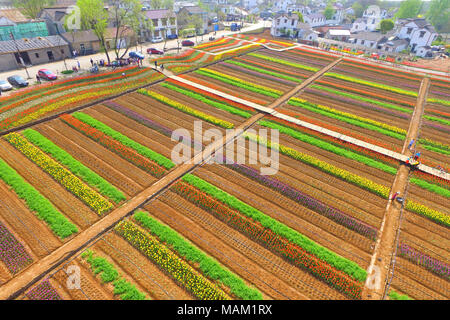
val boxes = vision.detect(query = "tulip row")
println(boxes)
[22,128,126,204]
[398,243,449,279]
[248,52,320,72]
[213,44,260,61]
[133,210,263,300]
[172,179,364,299]
[0,158,78,239]
[340,61,421,82]
[388,290,413,300]
[25,280,62,300]
[246,133,450,227]
[115,220,230,300]
[195,68,282,98]
[289,98,407,139]
[160,82,253,118]
[81,249,147,300]
[223,162,378,240]
[235,56,310,79]
[0,221,33,274]
[225,60,302,84]
[60,114,168,177]
[195,37,230,49]
[137,88,235,128]
[5,132,113,215]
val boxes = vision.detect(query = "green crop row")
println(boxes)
[0,158,78,239]
[72,112,175,170]
[182,173,367,282]
[310,85,413,114]
[227,60,303,83]
[428,97,450,107]
[288,99,406,140]
[81,249,147,300]
[22,129,126,204]
[134,211,262,300]
[410,177,450,198]
[247,53,319,72]
[259,119,398,175]
[389,290,413,300]
[160,82,253,119]
[423,115,450,127]
[195,69,282,98]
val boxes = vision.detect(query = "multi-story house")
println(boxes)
[270,12,299,37]
[350,5,387,33]
[304,13,326,27]
[143,9,177,40]
[396,18,438,54]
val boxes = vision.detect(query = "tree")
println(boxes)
[13,0,55,19]
[109,0,146,61]
[379,19,394,34]
[324,4,335,20]
[395,0,421,19]
[426,0,450,33]
[293,11,304,23]
[77,0,110,63]
[351,2,364,18]
[150,0,162,9]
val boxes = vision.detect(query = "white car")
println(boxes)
[151,36,164,43]
[0,80,13,91]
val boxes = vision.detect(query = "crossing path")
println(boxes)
[167,73,450,181]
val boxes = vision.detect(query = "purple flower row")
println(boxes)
[0,222,33,274]
[104,100,204,150]
[26,280,62,300]
[223,159,378,240]
[220,62,297,86]
[399,243,450,279]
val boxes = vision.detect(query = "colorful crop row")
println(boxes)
[388,290,413,300]
[134,211,262,300]
[236,56,310,79]
[115,220,230,300]
[160,82,253,119]
[246,133,450,227]
[213,44,260,61]
[25,280,62,300]
[248,52,320,72]
[21,129,126,204]
[0,158,78,239]
[172,179,364,299]
[228,59,303,83]
[4,132,113,215]
[60,114,167,178]
[137,88,235,128]
[223,162,378,240]
[81,249,147,300]
[398,243,449,279]
[0,221,33,274]
[195,68,282,98]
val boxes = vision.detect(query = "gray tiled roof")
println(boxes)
[0,35,68,54]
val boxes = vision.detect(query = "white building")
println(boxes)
[143,9,177,40]
[287,5,311,16]
[350,5,387,32]
[241,0,258,10]
[297,22,318,41]
[273,0,295,12]
[396,18,438,54]
[304,13,326,27]
[349,31,391,49]
[271,12,299,37]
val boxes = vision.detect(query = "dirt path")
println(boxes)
[362,77,431,300]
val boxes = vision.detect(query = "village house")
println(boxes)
[39,6,72,35]
[270,12,299,37]
[395,18,438,55]
[304,13,326,28]
[0,35,70,71]
[142,9,177,41]
[350,5,387,33]
[297,22,318,42]
[0,8,49,41]
[379,39,409,53]
[60,29,101,56]
[325,29,351,42]
[177,6,209,34]
[349,31,392,49]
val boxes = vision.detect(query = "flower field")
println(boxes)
[1,43,448,301]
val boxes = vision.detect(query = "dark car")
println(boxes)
[167,34,178,40]
[7,75,29,87]
[147,48,164,55]
[38,69,57,81]
[182,40,195,47]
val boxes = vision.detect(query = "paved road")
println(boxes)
[0,21,267,90]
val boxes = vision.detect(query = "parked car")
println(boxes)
[7,75,29,87]
[38,69,57,81]
[147,48,164,55]
[151,36,164,43]
[129,51,145,59]
[167,34,178,40]
[182,40,195,47]
[0,80,13,91]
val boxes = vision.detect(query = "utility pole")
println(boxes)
[10,31,31,79]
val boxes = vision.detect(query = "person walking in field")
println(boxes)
[36,74,41,84]
[391,192,400,201]
[408,139,415,151]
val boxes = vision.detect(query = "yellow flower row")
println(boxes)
[115,220,230,300]
[291,97,407,135]
[405,200,450,227]
[214,44,260,61]
[4,133,113,215]
[198,67,283,95]
[137,89,235,129]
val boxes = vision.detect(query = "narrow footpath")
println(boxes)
[362,77,430,300]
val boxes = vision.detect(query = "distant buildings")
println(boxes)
[304,13,326,27]
[142,9,177,41]
[350,5,388,33]
[0,8,49,41]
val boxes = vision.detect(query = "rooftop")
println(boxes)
[0,35,68,54]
